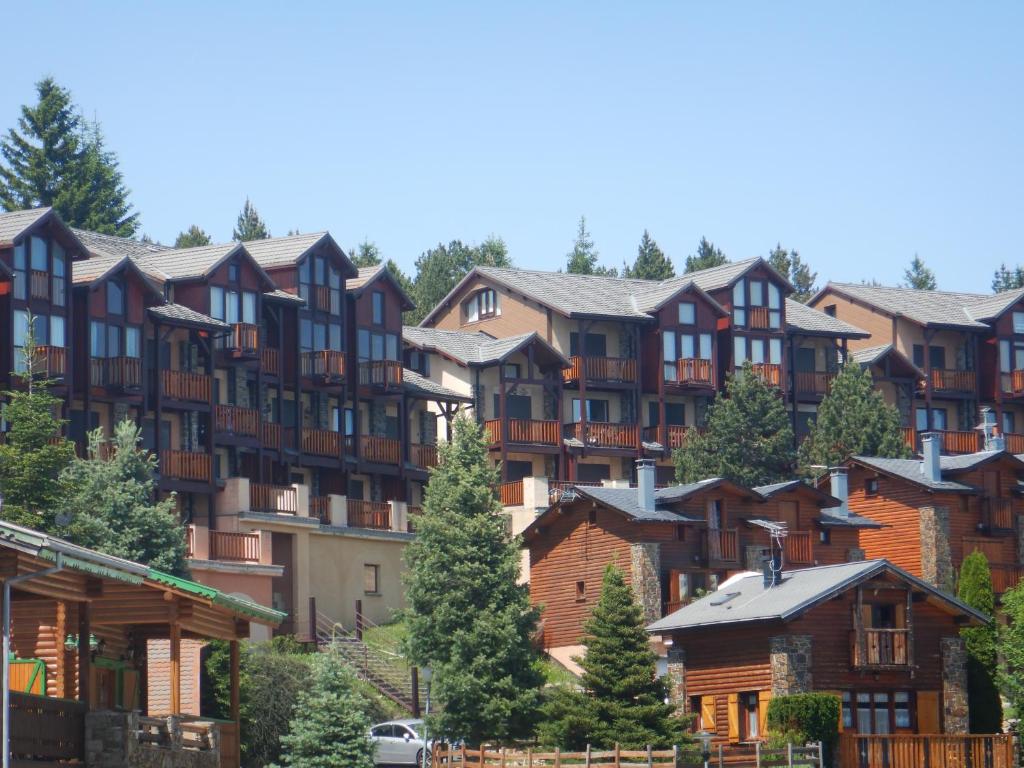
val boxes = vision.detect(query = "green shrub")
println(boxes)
[766,693,839,767]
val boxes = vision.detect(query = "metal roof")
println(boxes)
[785,299,869,338]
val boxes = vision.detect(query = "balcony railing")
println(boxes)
[261,421,281,451]
[361,435,401,464]
[90,356,142,389]
[31,346,66,378]
[484,418,561,446]
[301,350,346,381]
[987,498,1014,530]
[928,368,976,393]
[162,370,210,402]
[411,443,439,468]
[30,270,49,299]
[497,480,524,507]
[784,531,813,565]
[250,483,298,514]
[215,404,258,437]
[223,323,259,355]
[748,306,773,330]
[311,496,331,524]
[794,370,836,395]
[990,564,1024,594]
[358,360,403,388]
[901,428,981,455]
[294,428,342,457]
[564,356,637,384]
[209,530,261,562]
[641,425,702,449]
[261,347,280,377]
[348,499,391,530]
[564,421,639,449]
[750,362,782,387]
[851,628,911,668]
[161,450,212,483]
[703,528,739,564]
[675,358,714,386]
[1004,432,1024,453]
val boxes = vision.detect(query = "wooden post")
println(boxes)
[229,640,240,727]
[554,747,561,768]
[614,742,620,768]
[527,748,533,768]
[54,600,66,698]
[585,744,591,768]
[755,740,760,767]
[646,744,653,768]
[410,666,420,717]
[905,587,915,668]
[77,601,91,707]
[355,599,363,641]
[717,743,723,768]
[308,596,317,642]
[786,742,793,768]
[169,615,181,714]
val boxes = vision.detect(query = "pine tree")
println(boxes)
[351,240,382,267]
[675,361,795,487]
[623,230,674,280]
[566,216,616,276]
[0,327,75,529]
[767,243,817,302]
[957,552,1002,733]
[798,364,910,470]
[174,225,212,248]
[233,198,270,241]
[992,264,1024,293]
[408,238,512,325]
[999,581,1024,726]
[403,417,543,744]
[277,650,375,768]
[59,419,188,576]
[684,237,727,273]
[58,121,140,236]
[902,254,937,290]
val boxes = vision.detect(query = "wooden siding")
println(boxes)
[809,289,896,351]
[847,465,933,576]
[428,276,551,340]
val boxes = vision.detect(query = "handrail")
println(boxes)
[850,628,911,667]
[214,404,259,437]
[161,370,211,402]
[676,358,714,385]
[563,355,637,383]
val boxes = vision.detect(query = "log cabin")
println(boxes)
[647,559,987,740]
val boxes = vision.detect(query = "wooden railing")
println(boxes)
[348,499,391,530]
[33,345,66,377]
[1005,369,1024,395]
[30,269,50,299]
[250,483,298,514]
[840,734,1014,768]
[215,404,259,437]
[161,450,212,482]
[301,350,346,380]
[90,356,142,388]
[498,480,524,506]
[485,418,561,445]
[311,496,330,524]
[929,368,976,393]
[411,443,439,468]
[989,564,1024,594]
[676,358,714,385]
[565,421,639,448]
[1004,432,1024,453]
[901,426,915,451]
[432,745,681,768]
[300,427,342,457]
[641,425,702,449]
[563,355,637,383]
[358,360,403,388]
[940,429,981,454]
[361,435,401,464]
[851,628,910,667]
[209,530,261,562]
[225,322,259,354]
[748,305,773,329]
[794,370,836,395]
[750,362,782,387]
[9,691,85,764]
[987,498,1014,530]
[261,421,281,451]
[784,531,813,564]
[703,528,738,564]
[162,369,211,402]
[261,347,280,377]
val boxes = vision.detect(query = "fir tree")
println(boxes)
[403,417,543,744]
[957,552,1002,733]
[798,364,910,470]
[992,264,1024,293]
[999,581,1024,728]
[0,326,75,529]
[767,243,817,302]
[233,198,270,241]
[675,361,795,486]
[59,419,188,576]
[902,254,937,290]
[59,121,140,236]
[623,230,674,280]
[408,237,512,325]
[352,240,382,267]
[174,225,212,248]
[566,216,617,276]
[277,650,375,768]
[684,237,727,273]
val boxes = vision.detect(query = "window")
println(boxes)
[107,280,125,315]
[386,333,399,361]
[13,242,26,300]
[300,319,313,351]
[91,321,106,358]
[464,288,498,322]
[209,286,225,320]
[329,323,342,351]
[298,258,311,302]
[52,244,66,307]
[699,333,712,360]
[371,333,385,360]
[819,529,831,545]
[740,692,760,739]
[242,292,257,324]
[732,279,747,326]
[915,407,947,431]
[912,344,946,370]
[894,692,911,729]
[1014,312,1024,335]
[676,524,686,541]
[842,692,853,730]
[30,236,47,271]
[665,402,686,426]
[824,304,837,317]
[734,336,747,364]
[1004,411,1016,435]
[363,564,380,594]
[575,581,586,602]
[225,291,240,323]
[571,398,609,422]
[663,330,677,381]
[372,291,384,324]
[357,329,370,361]
[107,324,122,357]
[228,263,239,283]
[570,332,608,357]
[50,315,65,348]
[769,338,782,364]
[503,363,521,379]
[768,284,781,328]
[749,280,764,307]
[865,478,879,497]
[678,302,696,324]
[126,327,141,357]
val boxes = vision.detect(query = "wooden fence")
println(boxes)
[839,734,1014,768]
[8,691,86,764]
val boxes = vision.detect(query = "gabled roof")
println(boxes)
[685,256,795,294]
[148,303,231,331]
[133,241,270,284]
[402,326,569,369]
[940,449,1024,474]
[814,282,991,330]
[0,207,87,256]
[850,344,924,379]
[263,288,306,305]
[848,455,976,492]
[785,299,869,338]
[243,232,357,277]
[752,479,841,507]
[647,559,988,633]
[963,288,1024,322]
[402,369,472,402]
[558,485,706,523]
[347,264,415,310]
[71,252,164,301]
[72,227,172,260]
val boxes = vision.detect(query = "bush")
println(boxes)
[766,693,839,767]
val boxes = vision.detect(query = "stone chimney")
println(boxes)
[829,467,849,517]
[636,458,656,513]
[920,432,942,482]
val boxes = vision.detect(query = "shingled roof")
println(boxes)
[816,282,1001,329]
[403,326,569,368]
[148,303,230,330]
[785,298,868,338]
[243,232,356,276]
[849,455,976,492]
[0,207,54,245]
[347,264,415,309]
[72,227,172,259]
[402,369,471,402]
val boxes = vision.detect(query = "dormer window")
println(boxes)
[107,280,125,315]
[464,288,497,322]
[372,291,384,325]
[678,301,696,325]
[1014,312,1024,335]
[228,262,240,283]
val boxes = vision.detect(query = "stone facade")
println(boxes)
[745,544,770,572]
[919,506,954,591]
[630,542,662,624]
[665,647,687,716]
[86,711,220,768]
[846,547,866,562]
[940,637,969,734]
[769,634,813,696]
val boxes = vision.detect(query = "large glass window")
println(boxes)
[50,315,65,348]
[678,302,696,324]
[242,292,257,324]
[371,333,384,360]
[751,338,765,365]
[571,398,609,422]
[209,286,225,320]
[91,321,106,357]
[225,291,240,324]
[107,325,122,357]
[1014,312,1024,335]
[107,280,124,315]
[13,242,27,300]
[357,329,370,361]
[386,333,398,361]
[768,284,781,328]
[13,311,30,372]
[298,258,311,302]
[126,327,141,357]
[732,279,746,326]
[663,330,677,381]
[699,333,712,360]
[372,291,384,325]
[52,244,66,307]
[734,336,747,364]
[30,236,47,271]
[329,323,342,351]
[300,319,313,351]
[313,322,327,351]
[749,280,764,307]
[769,338,782,364]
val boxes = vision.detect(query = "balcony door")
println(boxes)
[569,332,607,358]
[494,393,532,420]
[571,398,609,423]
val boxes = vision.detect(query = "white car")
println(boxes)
[370,719,431,766]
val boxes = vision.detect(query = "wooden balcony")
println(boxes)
[30,270,49,299]
[411,443,439,468]
[223,323,259,356]
[563,356,637,384]
[32,346,66,378]
[1005,432,1024,453]
[162,370,211,402]
[261,421,281,451]
[261,347,280,377]
[703,528,739,565]
[794,370,836,396]
[564,421,639,449]
[361,435,401,464]
[497,480,524,506]
[928,368,976,394]
[989,564,1024,594]
[641,425,702,449]
[311,496,330,524]
[851,628,911,668]
[296,428,342,457]
[900,427,915,451]
[215,404,258,437]
[301,350,346,382]
[750,362,782,387]
[1003,369,1024,396]
[348,499,391,530]
[162,450,212,483]
[358,360,403,388]
[748,305,773,330]
[250,483,298,514]
[675,358,714,386]
[314,285,332,312]
[902,428,981,455]
[784,531,813,565]
[90,356,142,390]
[209,530,261,562]
[484,418,561,446]
[987,498,1015,530]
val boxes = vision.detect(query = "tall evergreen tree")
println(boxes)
[798,364,910,470]
[174,224,212,248]
[566,216,616,276]
[675,361,795,486]
[999,581,1024,728]
[403,417,543,744]
[351,240,382,267]
[992,263,1024,293]
[0,78,139,235]
[767,243,817,302]
[233,198,270,241]
[957,552,1002,733]
[408,237,512,324]
[59,419,188,576]
[684,237,727,273]
[902,254,937,290]
[623,230,674,280]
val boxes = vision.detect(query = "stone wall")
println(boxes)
[846,547,866,562]
[665,647,687,716]
[919,506,954,592]
[630,543,662,624]
[745,545,769,572]
[940,637,969,734]
[86,711,220,768]
[769,634,813,696]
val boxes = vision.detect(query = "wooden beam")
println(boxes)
[78,601,91,707]
[170,601,181,714]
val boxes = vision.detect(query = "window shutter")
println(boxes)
[669,570,683,605]
[757,690,771,737]
[917,691,940,734]
[727,693,739,741]
[701,696,717,734]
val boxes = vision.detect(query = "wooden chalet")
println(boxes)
[647,560,987,741]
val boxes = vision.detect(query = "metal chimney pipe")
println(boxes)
[829,467,849,517]
[635,458,656,513]
[920,432,942,482]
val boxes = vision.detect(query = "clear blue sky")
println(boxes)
[4,2,1021,292]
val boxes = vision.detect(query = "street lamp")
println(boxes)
[420,666,433,768]
[695,730,714,768]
